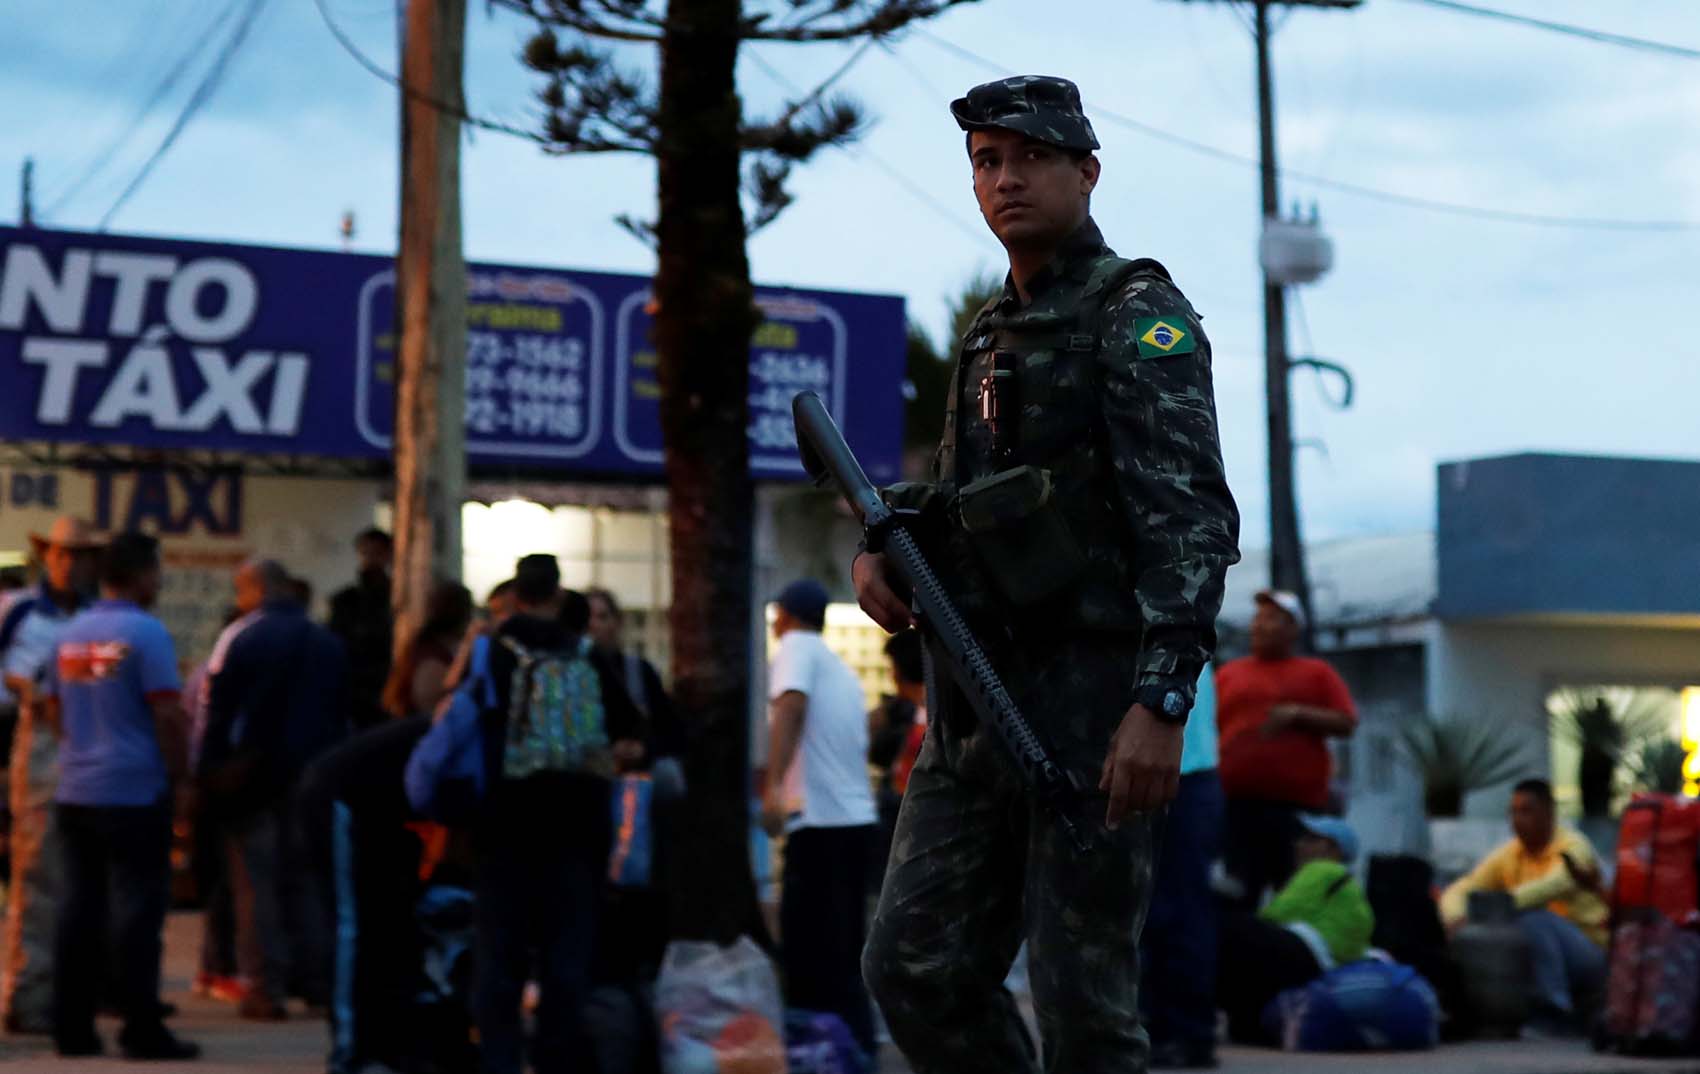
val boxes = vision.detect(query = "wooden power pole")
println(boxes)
[1175,0,1358,628]
[19,159,34,227]
[392,0,468,659]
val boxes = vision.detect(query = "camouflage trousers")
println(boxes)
[2,705,61,1033]
[863,635,1163,1074]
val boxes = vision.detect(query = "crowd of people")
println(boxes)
[0,518,1628,1071]
[0,518,691,1072]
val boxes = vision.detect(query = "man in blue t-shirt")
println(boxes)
[40,532,199,1061]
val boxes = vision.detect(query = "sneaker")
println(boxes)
[239,994,289,1022]
[208,975,249,1004]
[119,1025,201,1061]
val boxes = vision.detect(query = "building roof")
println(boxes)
[1221,532,1436,630]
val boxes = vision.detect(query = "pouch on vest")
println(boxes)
[883,480,1001,620]
[956,465,1088,608]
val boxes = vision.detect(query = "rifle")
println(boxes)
[791,391,1093,853]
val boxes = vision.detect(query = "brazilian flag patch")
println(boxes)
[1134,317,1196,359]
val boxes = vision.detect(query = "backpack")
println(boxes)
[498,634,613,780]
[1263,958,1440,1053]
[405,636,496,822]
[784,1010,869,1074]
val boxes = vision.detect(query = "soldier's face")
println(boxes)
[969,130,1099,250]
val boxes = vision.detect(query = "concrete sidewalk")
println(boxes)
[2,911,1699,1073]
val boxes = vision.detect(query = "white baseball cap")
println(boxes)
[1254,589,1306,630]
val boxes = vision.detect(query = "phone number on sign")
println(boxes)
[467,330,585,370]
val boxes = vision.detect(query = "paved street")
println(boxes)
[5,912,1700,1073]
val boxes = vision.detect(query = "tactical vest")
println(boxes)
[932,254,1178,635]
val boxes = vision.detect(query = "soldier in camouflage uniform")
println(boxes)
[855,76,1240,1073]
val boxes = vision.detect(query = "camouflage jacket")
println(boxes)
[935,217,1240,691]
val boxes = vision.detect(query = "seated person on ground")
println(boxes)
[1439,778,1607,1032]
[1218,815,1374,1044]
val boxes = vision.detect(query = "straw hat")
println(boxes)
[29,516,105,552]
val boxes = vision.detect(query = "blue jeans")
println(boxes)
[1140,770,1225,1053]
[1517,910,1606,1017]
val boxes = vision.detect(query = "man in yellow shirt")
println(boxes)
[1440,779,1608,1031]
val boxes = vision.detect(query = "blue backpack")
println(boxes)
[1263,958,1440,1052]
[784,1010,869,1074]
[405,638,497,821]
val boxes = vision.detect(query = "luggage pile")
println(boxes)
[1598,793,1700,1055]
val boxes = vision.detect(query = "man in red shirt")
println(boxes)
[1216,590,1356,910]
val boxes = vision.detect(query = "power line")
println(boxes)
[45,1,246,220]
[312,0,543,142]
[744,46,996,250]
[913,28,1700,233]
[1393,0,1700,61]
[99,0,271,230]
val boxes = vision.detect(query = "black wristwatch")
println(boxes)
[1134,683,1193,725]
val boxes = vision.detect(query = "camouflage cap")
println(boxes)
[950,75,1100,153]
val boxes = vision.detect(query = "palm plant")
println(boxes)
[1398,713,1530,818]
[1549,688,1674,817]
[1632,739,1689,796]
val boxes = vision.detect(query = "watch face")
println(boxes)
[1162,691,1187,717]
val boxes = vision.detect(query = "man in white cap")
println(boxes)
[1214,590,1357,912]
[1,516,103,1033]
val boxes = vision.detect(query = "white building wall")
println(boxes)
[1427,618,1700,815]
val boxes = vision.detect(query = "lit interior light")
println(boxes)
[1681,688,1700,796]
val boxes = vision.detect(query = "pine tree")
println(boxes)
[498,0,976,941]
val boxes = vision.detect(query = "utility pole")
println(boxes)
[19,158,34,227]
[392,0,468,664]
[1174,0,1358,631]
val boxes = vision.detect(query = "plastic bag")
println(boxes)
[656,937,786,1074]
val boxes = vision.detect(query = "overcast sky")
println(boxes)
[5,0,1697,550]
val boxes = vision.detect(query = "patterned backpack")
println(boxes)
[497,635,613,780]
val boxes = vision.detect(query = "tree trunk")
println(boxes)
[654,0,763,944]
[393,0,468,660]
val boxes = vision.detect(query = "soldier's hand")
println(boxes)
[853,552,914,633]
[1099,704,1183,828]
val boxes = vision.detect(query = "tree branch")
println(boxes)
[614,213,659,248]
[525,30,659,154]
[745,0,978,42]
[741,96,862,158]
[758,34,875,132]
[490,0,664,43]
[745,156,795,234]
